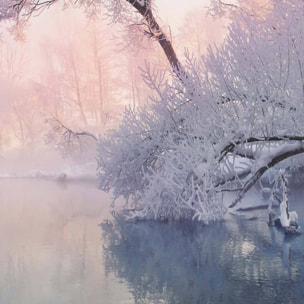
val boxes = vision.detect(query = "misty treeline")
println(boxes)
[0,1,221,157]
[0,14,156,154]
[3,0,304,223]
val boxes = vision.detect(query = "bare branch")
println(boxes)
[45,117,98,158]
[49,118,98,141]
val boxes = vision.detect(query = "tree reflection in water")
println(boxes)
[100,210,304,304]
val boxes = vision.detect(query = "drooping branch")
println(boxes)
[229,142,304,208]
[46,117,98,157]
[48,118,98,142]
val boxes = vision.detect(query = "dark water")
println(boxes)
[1,180,304,304]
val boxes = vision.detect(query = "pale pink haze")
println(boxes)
[156,0,209,31]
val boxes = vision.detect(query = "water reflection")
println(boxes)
[101,209,304,304]
[0,180,131,304]
[1,179,304,304]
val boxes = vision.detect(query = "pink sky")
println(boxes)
[156,0,209,32]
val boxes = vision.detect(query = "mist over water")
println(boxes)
[0,179,304,304]
[0,180,132,304]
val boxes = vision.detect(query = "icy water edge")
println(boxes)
[0,179,304,304]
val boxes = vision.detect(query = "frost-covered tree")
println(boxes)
[97,0,304,222]
[0,0,18,20]
[7,0,304,223]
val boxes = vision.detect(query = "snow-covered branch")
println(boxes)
[229,142,304,208]
[220,136,304,161]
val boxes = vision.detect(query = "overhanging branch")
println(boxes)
[229,142,304,208]
[219,135,304,161]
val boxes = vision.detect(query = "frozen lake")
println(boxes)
[0,179,304,303]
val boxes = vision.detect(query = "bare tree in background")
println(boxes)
[178,6,226,57]
[2,0,185,79]
[0,38,42,148]
[32,14,126,158]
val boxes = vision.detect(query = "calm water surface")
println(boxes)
[0,179,304,304]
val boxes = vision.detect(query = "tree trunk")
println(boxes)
[126,0,186,79]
